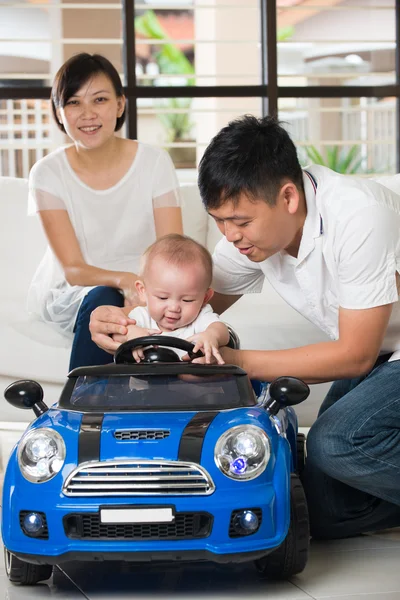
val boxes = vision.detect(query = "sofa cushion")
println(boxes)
[180,183,209,248]
[0,176,73,367]
[0,177,47,302]
[374,173,400,194]
[0,296,70,382]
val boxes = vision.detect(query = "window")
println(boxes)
[0,1,398,179]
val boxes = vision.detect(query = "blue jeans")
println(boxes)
[303,354,400,539]
[69,286,124,371]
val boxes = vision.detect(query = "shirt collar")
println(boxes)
[296,169,323,264]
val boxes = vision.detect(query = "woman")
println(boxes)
[28,53,183,369]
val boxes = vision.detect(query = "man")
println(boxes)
[89,115,400,539]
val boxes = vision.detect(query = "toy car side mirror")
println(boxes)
[4,380,48,417]
[264,376,310,416]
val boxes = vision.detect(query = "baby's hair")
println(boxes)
[140,234,213,287]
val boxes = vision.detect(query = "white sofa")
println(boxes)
[0,175,336,434]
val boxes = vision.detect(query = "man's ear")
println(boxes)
[280,182,300,215]
[203,288,214,306]
[135,279,147,303]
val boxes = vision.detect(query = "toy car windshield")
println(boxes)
[66,371,256,412]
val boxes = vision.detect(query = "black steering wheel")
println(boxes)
[114,336,204,364]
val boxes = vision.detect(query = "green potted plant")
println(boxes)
[135,10,196,167]
[302,144,364,174]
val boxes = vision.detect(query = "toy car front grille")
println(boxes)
[63,460,215,497]
[114,429,170,441]
[63,511,213,540]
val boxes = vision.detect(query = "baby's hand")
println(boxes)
[129,327,161,363]
[187,332,225,365]
[112,332,128,344]
[124,325,161,341]
[112,326,161,362]
[111,323,142,345]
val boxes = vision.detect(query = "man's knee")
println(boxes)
[306,418,331,468]
[306,416,352,480]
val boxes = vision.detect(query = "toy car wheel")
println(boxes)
[4,547,53,585]
[297,433,306,477]
[254,473,309,579]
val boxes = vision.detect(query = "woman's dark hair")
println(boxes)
[51,53,126,132]
[198,115,304,209]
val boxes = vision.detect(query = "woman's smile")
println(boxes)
[78,125,102,135]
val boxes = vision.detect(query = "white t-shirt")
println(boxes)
[212,166,400,358]
[27,143,181,334]
[128,304,221,358]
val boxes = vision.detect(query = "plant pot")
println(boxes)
[168,144,196,168]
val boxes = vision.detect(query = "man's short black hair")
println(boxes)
[51,53,126,133]
[198,115,304,209]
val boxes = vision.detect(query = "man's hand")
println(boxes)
[89,305,136,354]
[219,346,241,366]
[187,331,225,365]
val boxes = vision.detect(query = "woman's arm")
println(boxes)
[38,209,140,303]
[153,206,183,238]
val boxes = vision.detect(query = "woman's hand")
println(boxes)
[89,305,136,354]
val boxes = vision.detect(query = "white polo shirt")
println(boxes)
[212,165,400,356]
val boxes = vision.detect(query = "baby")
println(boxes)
[113,234,230,363]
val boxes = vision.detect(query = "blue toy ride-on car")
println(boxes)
[2,336,310,585]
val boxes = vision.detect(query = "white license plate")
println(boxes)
[100,508,174,524]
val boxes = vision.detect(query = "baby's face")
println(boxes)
[137,257,212,331]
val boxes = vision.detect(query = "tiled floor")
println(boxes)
[1,501,400,600]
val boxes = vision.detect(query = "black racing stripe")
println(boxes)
[78,414,104,464]
[178,412,218,463]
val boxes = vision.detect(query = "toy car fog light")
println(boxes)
[229,508,262,538]
[18,428,66,483]
[236,510,259,534]
[22,512,44,537]
[215,425,270,480]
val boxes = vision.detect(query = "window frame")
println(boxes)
[1,1,399,170]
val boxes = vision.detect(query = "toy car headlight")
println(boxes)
[214,425,270,480]
[18,428,66,483]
